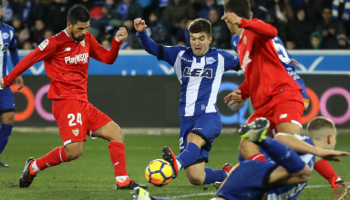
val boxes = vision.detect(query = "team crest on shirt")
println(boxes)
[72,128,79,137]
[80,40,85,47]
[243,36,247,44]
[206,57,216,65]
[2,33,9,40]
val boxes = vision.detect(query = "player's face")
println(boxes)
[70,21,90,42]
[189,32,212,57]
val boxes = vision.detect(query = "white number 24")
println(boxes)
[67,113,82,127]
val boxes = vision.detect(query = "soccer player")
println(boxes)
[0,0,23,168]
[132,117,349,200]
[134,18,240,186]
[0,5,146,190]
[222,0,350,198]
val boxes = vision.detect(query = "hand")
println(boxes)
[134,18,147,32]
[224,89,244,107]
[0,78,9,89]
[115,27,128,41]
[291,59,298,67]
[221,12,242,26]
[318,149,349,162]
[14,76,24,90]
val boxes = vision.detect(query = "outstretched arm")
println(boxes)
[135,18,159,57]
[89,28,127,64]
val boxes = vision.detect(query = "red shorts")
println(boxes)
[247,100,304,132]
[52,99,112,145]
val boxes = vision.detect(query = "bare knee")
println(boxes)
[296,166,311,183]
[2,113,15,126]
[64,143,83,161]
[93,121,124,143]
[187,173,205,186]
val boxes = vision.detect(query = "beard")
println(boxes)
[71,30,85,42]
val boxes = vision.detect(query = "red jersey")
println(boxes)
[237,18,302,111]
[3,30,122,102]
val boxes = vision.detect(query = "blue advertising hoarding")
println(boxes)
[8,50,350,76]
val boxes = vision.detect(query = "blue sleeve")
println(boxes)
[9,27,19,66]
[231,34,239,53]
[218,50,240,71]
[136,31,186,66]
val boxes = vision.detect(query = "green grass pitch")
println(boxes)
[1,131,350,200]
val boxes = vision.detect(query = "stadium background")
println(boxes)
[1,1,350,200]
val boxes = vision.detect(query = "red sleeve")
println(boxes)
[3,38,57,86]
[239,18,277,40]
[89,35,123,64]
[237,79,250,100]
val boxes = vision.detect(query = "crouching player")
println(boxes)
[135,17,240,186]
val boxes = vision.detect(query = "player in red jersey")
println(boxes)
[221,0,349,199]
[0,5,147,190]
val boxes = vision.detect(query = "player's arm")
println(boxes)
[135,18,185,66]
[224,80,249,107]
[275,133,349,161]
[222,13,277,40]
[8,28,24,90]
[89,28,126,64]
[0,38,57,88]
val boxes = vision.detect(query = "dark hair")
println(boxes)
[224,0,251,20]
[188,18,212,36]
[67,4,91,25]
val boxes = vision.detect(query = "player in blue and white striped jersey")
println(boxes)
[135,18,240,186]
[213,117,348,200]
[0,1,23,167]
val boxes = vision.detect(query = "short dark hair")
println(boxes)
[67,4,91,25]
[188,18,212,36]
[307,116,335,139]
[224,0,251,20]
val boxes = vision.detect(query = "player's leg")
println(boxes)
[240,118,309,186]
[275,101,349,197]
[19,100,87,188]
[0,88,16,167]
[90,106,147,189]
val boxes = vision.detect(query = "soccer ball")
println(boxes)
[145,159,173,187]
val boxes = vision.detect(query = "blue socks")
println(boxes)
[257,137,305,173]
[176,142,200,169]
[0,123,13,154]
[203,167,228,185]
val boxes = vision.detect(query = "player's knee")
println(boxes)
[298,167,311,183]
[66,149,83,161]
[187,173,205,186]
[2,114,15,126]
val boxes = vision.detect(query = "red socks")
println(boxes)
[36,146,69,171]
[108,142,128,177]
[314,159,340,187]
[247,153,267,161]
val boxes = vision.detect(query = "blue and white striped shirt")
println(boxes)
[137,31,240,116]
[0,22,19,90]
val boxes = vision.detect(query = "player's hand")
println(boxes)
[224,89,244,107]
[291,59,298,67]
[318,149,349,162]
[134,18,147,32]
[0,78,9,89]
[115,27,128,41]
[221,12,241,25]
[14,76,24,90]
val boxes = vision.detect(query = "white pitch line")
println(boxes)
[159,185,328,199]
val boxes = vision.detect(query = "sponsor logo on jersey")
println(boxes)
[72,128,79,137]
[243,36,247,44]
[183,67,213,79]
[241,51,251,72]
[280,114,288,119]
[181,57,192,63]
[64,47,71,52]
[2,33,9,40]
[65,53,89,64]
[38,39,49,51]
[80,40,85,47]
[233,40,237,47]
[206,57,216,65]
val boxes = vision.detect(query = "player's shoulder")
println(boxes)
[216,48,238,60]
[165,45,188,55]
[1,23,14,31]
